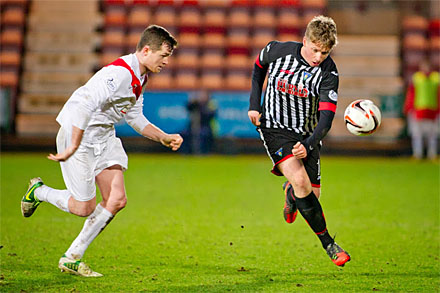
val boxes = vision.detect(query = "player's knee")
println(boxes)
[77,205,95,217]
[109,196,127,213]
[116,196,127,211]
[313,189,321,199]
[295,176,310,190]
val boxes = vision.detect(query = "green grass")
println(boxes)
[1,153,439,292]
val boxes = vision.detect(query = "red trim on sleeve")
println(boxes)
[318,102,337,113]
[255,56,263,69]
[106,58,144,100]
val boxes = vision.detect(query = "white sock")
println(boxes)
[35,185,71,213]
[65,204,114,260]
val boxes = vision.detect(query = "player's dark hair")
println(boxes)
[136,25,178,52]
[305,15,338,50]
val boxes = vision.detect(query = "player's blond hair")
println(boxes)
[305,15,338,50]
[136,24,178,52]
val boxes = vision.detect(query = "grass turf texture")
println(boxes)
[1,153,439,292]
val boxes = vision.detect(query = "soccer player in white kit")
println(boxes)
[21,25,183,277]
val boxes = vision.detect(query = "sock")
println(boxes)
[65,204,114,260]
[294,191,334,249]
[35,185,71,213]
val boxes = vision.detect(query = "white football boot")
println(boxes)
[58,255,103,277]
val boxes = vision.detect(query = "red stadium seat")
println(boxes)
[127,6,151,29]
[175,69,199,90]
[178,6,202,29]
[253,7,277,29]
[202,7,226,28]
[175,48,199,70]
[200,70,224,90]
[201,31,226,49]
[103,6,127,28]
[0,50,21,68]
[227,7,251,28]
[1,5,26,26]
[429,19,440,37]
[151,6,177,28]
[200,49,224,70]
[225,70,251,91]
[402,15,429,33]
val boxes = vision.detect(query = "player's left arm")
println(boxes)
[125,96,182,151]
[299,67,339,156]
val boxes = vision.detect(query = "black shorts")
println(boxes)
[257,127,321,188]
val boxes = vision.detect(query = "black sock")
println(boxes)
[294,191,334,249]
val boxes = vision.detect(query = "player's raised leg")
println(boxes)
[279,158,350,266]
[21,178,97,217]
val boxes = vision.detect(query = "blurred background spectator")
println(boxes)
[404,58,439,160]
[182,90,217,154]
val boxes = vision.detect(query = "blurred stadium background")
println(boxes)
[0,0,439,156]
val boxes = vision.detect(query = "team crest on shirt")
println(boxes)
[301,71,313,83]
[275,147,283,157]
[106,77,116,91]
[298,71,313,91]
[328,90,338,101]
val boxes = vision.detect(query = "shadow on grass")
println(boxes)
[0,261,96,292]
[145,262,440,292]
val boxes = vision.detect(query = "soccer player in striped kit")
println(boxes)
[248,16,350,266]
[21,25,183,276]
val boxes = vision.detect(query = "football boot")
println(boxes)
[21,177,44,217]
[282,181,298,224]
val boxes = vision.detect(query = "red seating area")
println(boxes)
[0,0,28,95]
[401,15,440,83]
[99,0,327,90]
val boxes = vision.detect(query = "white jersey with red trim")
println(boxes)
[56,54,150,143]
[249,41,339,135]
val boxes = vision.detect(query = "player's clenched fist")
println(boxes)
[248,110,261,126]
[161,134,183,151]
[292,142,307,159]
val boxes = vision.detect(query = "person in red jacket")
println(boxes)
[404,59,439,160]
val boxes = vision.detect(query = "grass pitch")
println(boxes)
[1,153,439,292]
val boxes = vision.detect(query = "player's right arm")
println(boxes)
[49,67,129,161]
[248,41,273,126]
[48,126,84,162]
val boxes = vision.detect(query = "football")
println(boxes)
[344,99,382,136]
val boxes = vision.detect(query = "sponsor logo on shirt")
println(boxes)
[280,69,295,75]
[277,79,309,98]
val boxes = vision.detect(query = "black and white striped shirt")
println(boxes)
[249,41,339,136]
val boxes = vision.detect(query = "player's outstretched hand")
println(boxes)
[248,110,261,126]
[47,145,78,162]
[161,134,183,151]
[292,142,307,159]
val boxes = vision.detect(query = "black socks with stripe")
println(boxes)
[294,191,334,249]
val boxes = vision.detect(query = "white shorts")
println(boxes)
[56,127,128,201]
